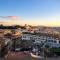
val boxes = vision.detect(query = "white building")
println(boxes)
[4,29,12,34]
[47,37,60,48]
[16,28,30,33]
[22,34,32,40]
[33,35,46,44]
[22,33,60,48]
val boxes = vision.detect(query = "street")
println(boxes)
[0,52,60,60]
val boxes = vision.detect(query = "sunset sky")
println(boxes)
[0,0,60,26]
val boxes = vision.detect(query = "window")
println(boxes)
[38,38,40,39]
[32,40,35,42]
[51,40,53,42]
[54,41,57,43]
[59,41,60,43]
[23,35,26,38]
[48,40,50,42]
[30,37,32,40]
[43,39,45,40]
[41,41,43,43]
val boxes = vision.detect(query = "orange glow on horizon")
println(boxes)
[0,16,60,27]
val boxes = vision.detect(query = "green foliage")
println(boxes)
[49,48,60,52]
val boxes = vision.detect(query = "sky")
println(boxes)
[0,0,60,26]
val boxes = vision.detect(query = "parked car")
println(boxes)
[15,48,21,52]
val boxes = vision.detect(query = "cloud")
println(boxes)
[0,16,22,25]
[7,16,19,20]
[0,16,20,20]
[0,16,60,26]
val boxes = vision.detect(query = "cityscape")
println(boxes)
[0,24,60,60]
[0,0,60,60]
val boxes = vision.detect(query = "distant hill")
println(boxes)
[0,24,26,29]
